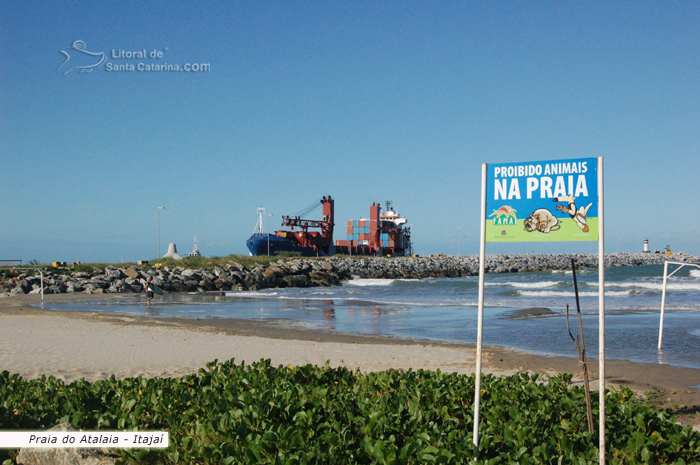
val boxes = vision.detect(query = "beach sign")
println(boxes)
[475,157,606,463]
[485,157,598,242]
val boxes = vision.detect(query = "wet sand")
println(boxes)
[1,293,699,428]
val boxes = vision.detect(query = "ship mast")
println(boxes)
[253,207,266,234]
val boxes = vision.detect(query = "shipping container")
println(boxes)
[337,200,412,256]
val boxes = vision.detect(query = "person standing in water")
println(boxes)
[146,277,155,306]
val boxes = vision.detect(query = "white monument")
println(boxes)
[162,243,184,260]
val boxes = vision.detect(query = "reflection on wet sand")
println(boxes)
[344,307,383,334]
[39,293,700,370]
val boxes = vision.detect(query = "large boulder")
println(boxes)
[123,269,139,279]
[104,268,124,279]
[65,282,84,293]
[224,261,244,271]
[180,269,201,280]
[283,274,312,288]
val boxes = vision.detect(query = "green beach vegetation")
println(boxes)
[2,359,699,464]
[150,254,295,270]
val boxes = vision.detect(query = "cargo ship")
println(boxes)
[246,196,335,257]
[246,196,412,257]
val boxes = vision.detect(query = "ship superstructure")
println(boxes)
[335,200,412,256]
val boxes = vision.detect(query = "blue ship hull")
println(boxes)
[246,233,325,257]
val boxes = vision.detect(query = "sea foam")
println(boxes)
[600,281,700,291]
[497,281,561,289]
[346,278,396,287]
[225,291,279,298]
[517,290,631,297]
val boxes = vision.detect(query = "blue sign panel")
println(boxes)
[485,158,599,242]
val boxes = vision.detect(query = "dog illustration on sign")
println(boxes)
[523,209,560,233]
[554,195,593,233]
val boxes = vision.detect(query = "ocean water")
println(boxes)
[42,264,700,369]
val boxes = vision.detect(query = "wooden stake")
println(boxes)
[566,258,594,435]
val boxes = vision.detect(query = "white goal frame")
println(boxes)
[658,261,700,350]
[1,266,46,301]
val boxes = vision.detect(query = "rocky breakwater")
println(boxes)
[0,259,353,296]
[327,251,699,279]
[0,252,697,297]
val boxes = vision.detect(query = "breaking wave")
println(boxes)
[517,290,632,297]
[598,282,700,291]
[224,291,279,298]
[345,278,397,287]
[491,281,561,289]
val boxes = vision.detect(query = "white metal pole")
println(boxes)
[597,157,606,464]
[267,214,273,256]
[458,227,462,256]
[658,261,669,350]
[40,270,44,301]
[473,163,488,455]
[158,206,165,258]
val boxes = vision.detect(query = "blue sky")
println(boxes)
[1,0,698,263]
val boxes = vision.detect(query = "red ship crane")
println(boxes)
[276,196,335,254]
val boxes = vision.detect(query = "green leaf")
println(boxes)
[123,398,136,412]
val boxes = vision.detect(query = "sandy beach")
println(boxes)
[1,293,699,428]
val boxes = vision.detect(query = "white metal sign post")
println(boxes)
[473,163,488,456]
[474,157,605,462]
[597,157,606,463]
